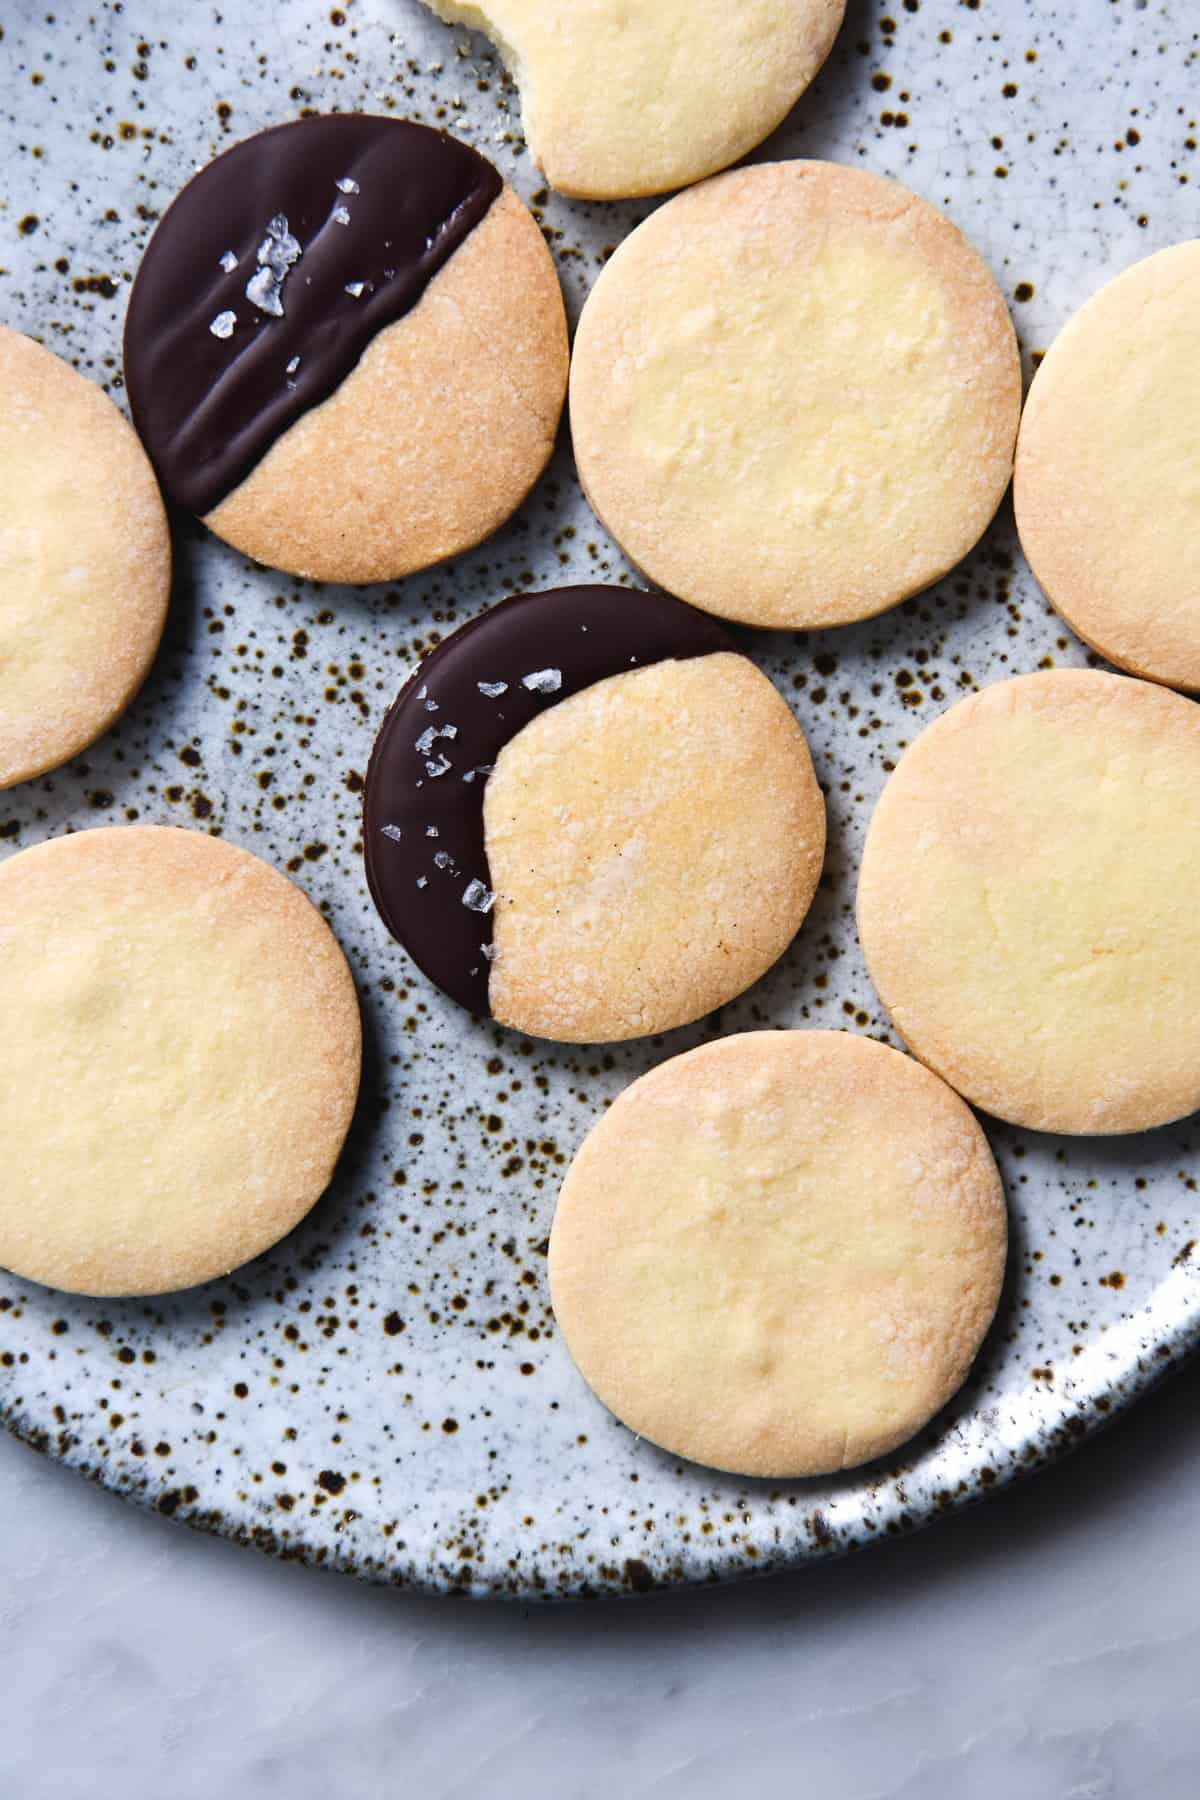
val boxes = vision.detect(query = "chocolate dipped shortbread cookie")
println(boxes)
[363,585,825,1041]
[125,115,568,583]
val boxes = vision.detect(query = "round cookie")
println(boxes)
[548,1030,1007,1478]
[0,827,361,1296]
[858,670,1200,1136]
[363,585,825,1042]
[569,162,1021,630]
[1014,242,1200,692]
[0,329,170,790]
[124,115,568,584]
[420,1,846,200]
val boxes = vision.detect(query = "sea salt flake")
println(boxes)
[335,176,360,194]
[416,877,428,889]
[522,668,562,694]
[285,355,300,374]
[481,942,498,962]
[415,723,457,756]
[379,823,403,842]
[344,280,365,298]
[219,249,238,273]
[260,213,301,275]
[424,698,439,712]
[332,205,352,226]
[246,213,302,316]
[209,310,237,339]
[461,880,495,914]
[476,680,508,698]
[425,826,439,838]
[425,755,452,778]
[245,267,284,317]
[461,763,495,784]
[433,851,454,870]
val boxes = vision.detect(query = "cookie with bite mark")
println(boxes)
[419,0,847,200]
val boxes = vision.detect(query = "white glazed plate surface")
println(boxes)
[1,0,1197,1597]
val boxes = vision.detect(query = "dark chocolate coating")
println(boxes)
[124,115,502,517]
[363,586,735,1015]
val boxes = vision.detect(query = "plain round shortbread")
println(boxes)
[569,161,1021,630]
[549,1031,1007,1478]
[858,670,1200,1135]
[1014,242,1200,692]
[420,0,846,200]
[0,329,170,790]
[0,827,362,1296]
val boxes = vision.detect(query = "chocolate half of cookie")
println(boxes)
[124,114,502,518]
[362,585,734,1016]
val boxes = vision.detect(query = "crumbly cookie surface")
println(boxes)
[570,162,1021,629]
[858,669,1200,1135]
[1015,241,1200,692]
[0,329,169,790]
[0,827,361,1296]
[549,1030,1007,1477]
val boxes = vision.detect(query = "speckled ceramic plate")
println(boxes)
[2,0,1198,1600]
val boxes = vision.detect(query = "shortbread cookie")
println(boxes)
[124,115,567,584]
[570,162,1021,629]
[0,827,361,1296]
[549,1030,1007,1477]
[1015,243,1200,692]
[422,1,846,200]
[363,585,825,1041]
[0,329,170,790]
[858,670,1200,1135]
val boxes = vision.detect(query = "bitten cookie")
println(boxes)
[124,115,568,584]
[858,670,1200,1135]
[1014,242,1200,692]
[420,1,846,200]
[570,162,1021,629]
[363,585,825,1041]
[0,329,170,790]
[548,1030,1007,1478]
[0,827,362,1297]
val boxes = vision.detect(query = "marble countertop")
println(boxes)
[4,1356,1197,1798]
